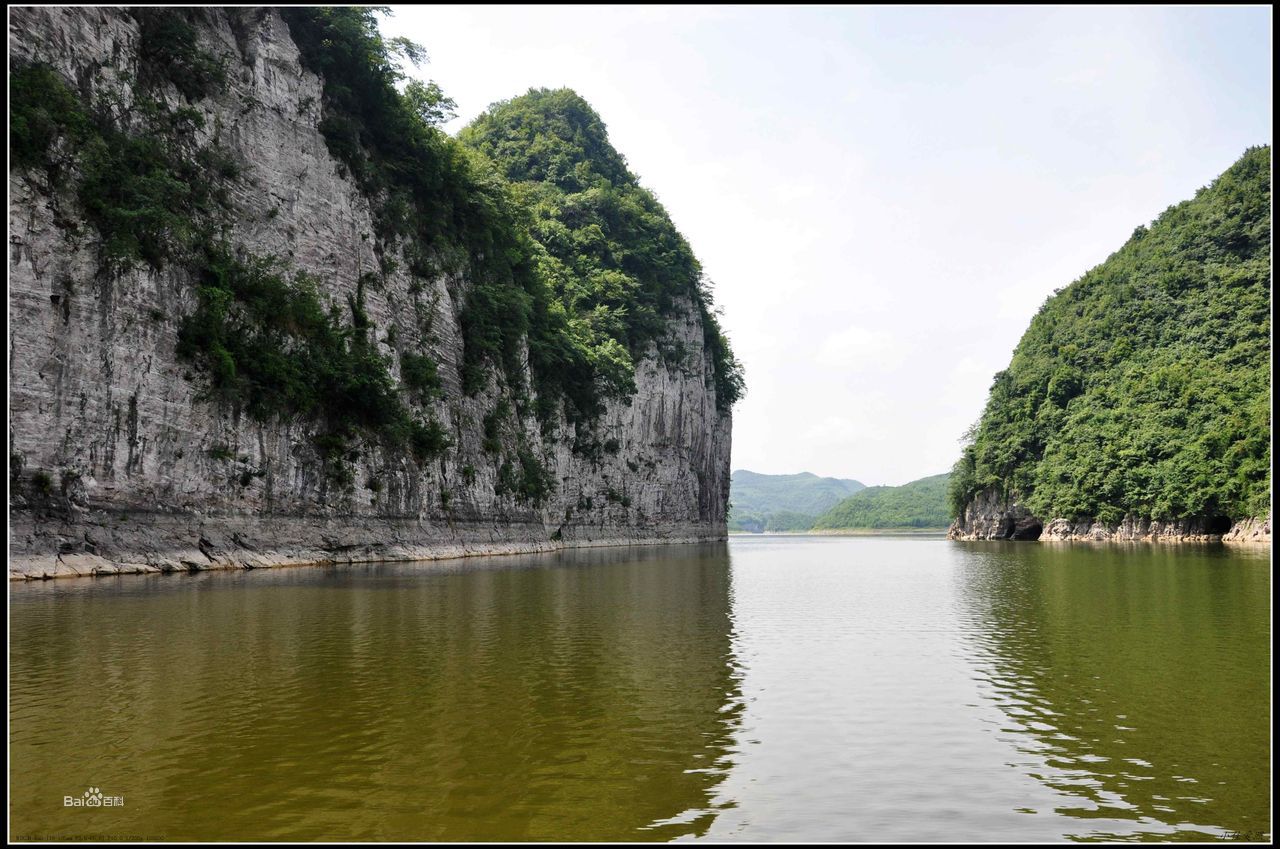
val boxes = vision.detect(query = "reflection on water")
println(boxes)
[954,542,1271,841]
[9,537,1271,842]
[10,545,743,841]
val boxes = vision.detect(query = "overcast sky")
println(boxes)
[379,5,1272,486]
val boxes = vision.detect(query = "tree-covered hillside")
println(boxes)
[728,471,864,532]
[950,146,1271,525]
[458,88,743,417]
[813,473,951,529]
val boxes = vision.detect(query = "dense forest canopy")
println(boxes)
[949,146,1271,524]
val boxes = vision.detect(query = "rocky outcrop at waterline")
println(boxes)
[947,489,1271,544]
[946,489,1044,541]
[1221,515,1272,544]
[8,8,736,579]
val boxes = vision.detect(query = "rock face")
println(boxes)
[948,489,1270,544]
[1222,515,1272,544]
[8,8,733,579]
[946,489,1043,541]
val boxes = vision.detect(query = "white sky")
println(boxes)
[378,4,1272,486]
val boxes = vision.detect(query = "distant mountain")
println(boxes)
[729,471,865,533]
[813,473,951,530]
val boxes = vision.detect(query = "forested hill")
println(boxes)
[813,473,950,530]
[950,146,1271,532]
[729,471,865,532]
[458,88,743,415]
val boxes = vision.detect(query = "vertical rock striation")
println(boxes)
[948,489,1270,544]
[8,8,734,579]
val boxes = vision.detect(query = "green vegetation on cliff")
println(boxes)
[283,9,741,427]
[12,12,449,489]
[813,473,950,530]
[280,7,571,426]
[950,147,1271,524]
[459,88,744,414]
[11,53,236,272]
[12,8,741,495]
[174,250,452,483]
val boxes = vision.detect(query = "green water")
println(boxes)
[9,537,1271,841]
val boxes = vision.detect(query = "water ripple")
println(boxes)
[9,538,1270,842]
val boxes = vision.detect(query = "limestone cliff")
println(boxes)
[8,8,735,579]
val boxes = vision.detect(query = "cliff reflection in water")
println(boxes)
[9,545,744,842]
[953,542,1271,841]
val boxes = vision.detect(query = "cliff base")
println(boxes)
[947,490,1270,545]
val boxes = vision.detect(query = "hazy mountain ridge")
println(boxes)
[729,470,864,532]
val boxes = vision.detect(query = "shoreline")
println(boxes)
[14,521,1268,583]
[947,495,1270,546]
[729,528,948,537]
[950,536,1271,547]
[730,529,1269,545]
[8,535,728,582]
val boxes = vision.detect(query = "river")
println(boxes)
[9,536,1270,841]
